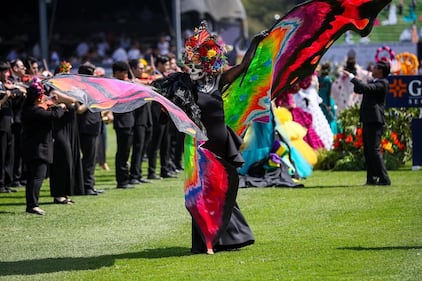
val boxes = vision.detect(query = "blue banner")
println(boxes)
[386,75,422,108]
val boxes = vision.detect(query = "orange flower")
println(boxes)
[345,135,353,143]
[390,132,398,141]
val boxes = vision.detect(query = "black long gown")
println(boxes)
[50,105,84,197]
[190,83,255,253]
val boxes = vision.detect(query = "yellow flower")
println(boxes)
[207,49,217,59]
[382,141,394,153]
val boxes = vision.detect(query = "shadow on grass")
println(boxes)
[305,185,365,189]
[338,246,422,251]
[0,247,191,276]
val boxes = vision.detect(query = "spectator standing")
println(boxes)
[345,60,391,185]
[317,62,338,134]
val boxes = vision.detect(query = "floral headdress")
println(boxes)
[59,61,72,74]
[27,77,45,98]
[182,21,227,76]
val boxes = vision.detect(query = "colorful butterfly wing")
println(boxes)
[223,35,274,136]
[271,0,391,99]
[43,74,207,141]
[184,135,238,252]
[223,0,391,135]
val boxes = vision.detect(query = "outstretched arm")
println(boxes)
[220,31,268,89]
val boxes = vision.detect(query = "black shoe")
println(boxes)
[161,172,177,178]
[11,181,23,187]
[364,181,378,186]
[53,198,74,204]
[129,179,141,185]
[0,187,11,193]
[26,207,46,215]
[139,177,151,183]
[377,179,391,186]
[94,189,104,194]
[117,184,135,189]
[148,174,162,180]
[6,187,17,192]
[85,189,98,195]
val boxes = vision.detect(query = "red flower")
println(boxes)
[353,139,363,149]
[345,135,353,143]
[335,133,345,141]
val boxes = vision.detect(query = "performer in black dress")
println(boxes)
[21,78,66,215]
[49,61,84,204]
[155,21,266,253]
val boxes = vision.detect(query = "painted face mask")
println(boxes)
[189,64,205,81]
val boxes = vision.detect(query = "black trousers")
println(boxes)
[169,124,184,170]
[147,103,171,177]
[0,130,13,188]
[12,123,24,183]
[147,121,171,177]
[115,127,133,186]
[96,122,107,165]
[80,133,98,191]
[130,125,150,180]
[25,159,48,210]
[362,122,389,182]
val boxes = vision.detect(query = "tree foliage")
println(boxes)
[242,0,307,35]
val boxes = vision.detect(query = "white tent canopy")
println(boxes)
[181,0,246,21]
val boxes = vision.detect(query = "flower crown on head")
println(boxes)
[29,77,45,96]
[182,21,227,76]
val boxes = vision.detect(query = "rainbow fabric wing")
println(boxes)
[184,135,238,252]
[224,0,391,136]
[43,74,207,141]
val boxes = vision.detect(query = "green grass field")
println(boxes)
[0,126,421,281]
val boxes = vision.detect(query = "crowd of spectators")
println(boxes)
[2,31,177,76]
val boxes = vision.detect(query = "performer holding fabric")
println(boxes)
[153,21,266,254]
[42,0,392,254]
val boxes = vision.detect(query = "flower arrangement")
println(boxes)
[315,105,417,171]
[58,61,72,74]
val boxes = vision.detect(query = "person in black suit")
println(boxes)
[345,60,391,185]
[147,55,177,179]
[112,61,136,189]
[128,59,152,184]
[0,61,16,193]
[21,78,66,215]
[77,62,104,195]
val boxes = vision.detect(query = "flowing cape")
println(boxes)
[43,73,236,253]
[223,0,391,136]
[184,136,239,251]
[42,74,207,141]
